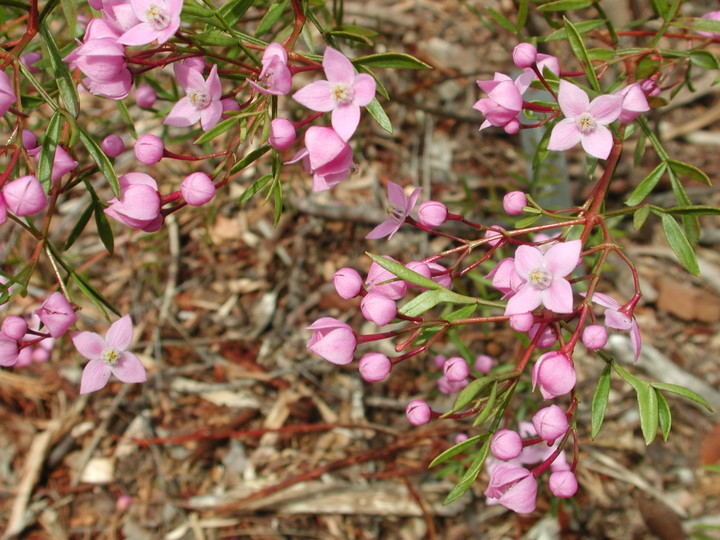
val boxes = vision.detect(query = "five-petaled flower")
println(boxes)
[292,47,376,141]
[72,315,147,394]
[547,80,623,159]
[365,182,422,240]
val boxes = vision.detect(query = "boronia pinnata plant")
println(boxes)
[0,0,716,519]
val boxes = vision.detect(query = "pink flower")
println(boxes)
[512,43,537,69]
[485,463,538,514]
[443,356,469,382]
[360,292,397,326]
[66,38,127,84]
[505,240,582,315]
[102,135,125,157]
[292,47,376,141]
[268,118,296,149]
[615,83,650,123]
[474,354,494,374]
[531,351,576,399]
[0,70,17,117]
[27,145,78,183]
[490,429,522,460]
[118,0,182,46]
[358,352,391,382]
[306,317,356,365]
[417,200,447,227]
[3,175,47,217]
[181,172,215,206]
[588,292,641,362]
[365,258,407,300]
[165,64,223,132]
[2,316,27,340]
[474,73,525,134]
[582,324,607,350]
[135,84,157,108]
[248,43,292,96]
[406,400,431,426]
[288,126,355,191]
[35,292,78,338]
[437,375,468,394]
[134,134,164,165]
[548,470,578,498]
[104,172,162,232]
[365,182,422,240]
[72,315,147,394]
[503,191,527,215]
[548,81,623,160]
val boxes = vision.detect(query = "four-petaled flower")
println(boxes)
[292,47,376,141]
[365,182,422,240]
[118,0,183,46]
[505,240,582,315]
[72,315,147,394]
[484,462,538,514]
[547,80,623,159]
[588,292,642,362]
[165,64,223,131]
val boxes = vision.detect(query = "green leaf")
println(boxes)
[443,304,477,322]
[665,205,720,216]
[656,389,672,442]
[229,145,271,175]
[78,129,120,197]
[39,24,79,117]
[538,0,593,12]
[429,433,488,468]
[591,364,612,439]
[587,48,615,61]
[255,0,288,35]
[63,200,95,250]
[692,17,720,35]
[636,382,659,445]
[444,439,491,504]
[94,200,114,255]
[514,213,541,228]
[633,129,647,166]
[633,206,651,230]
[194,115,243,144]
[70,270,120,318]
[690,50,720,70]
[59,0,77,38]
[38,112,63,193]
[649,0,669,19]
[365,98,392,134]
[544,19,605,41]
[271,176,283,226]
[237,174,272,204]
[651,382,713,412]
[485,7,515,32]
[446,377,492,416]
[660,213,700,275]
[325,29,374,46]
[218,0,254,26]
[117,100,138,140]
[563,16,600,92]
[472,382,498,427]
[354,52,431,70]
[625,162,666,206]
[366,253,441,290]
[398,290,444,317]
[667,159,711,186]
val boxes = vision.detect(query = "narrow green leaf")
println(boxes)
[39,24,79,117]
[660,213,700,275]
[443,304,477,322]
[117,100,138,140]
[325,30,374,46]
[237,174,272,204]
[633,206,651,230]
[255,0,288,35]
[194,115,243,145]
[78,129,120,197]
[692,17,720,35]
[656,390,672,442]
[444,439,491,504]
[514,213,541,228]
[636,383,659,445]
[399,290,443,317]
[229,145,271,175]
[516,0,529,31]
[563,16,600,92]
[38,113,63,193]
[366,98,392,134]
[667,158,711,186]
[649,0,669,19]
[429,433,488,468]
[218,0,254,26]
[63,201,95,250]
[690,50,720,70]
[587,48,615,61]
[271,176,283,226]
[485,7,516,32]
[633,129,647,166]
[665,205,720,216]
[445,377,492,416]
[544,19,605,41]
[538,0,593,12]
[94,200,114,255]
[59,0,77,38]
[354,52,431,70]
[472,382,498,427]
[71,270,120,318]
[651,382,713,412]
[366,253,441,290]
[591,364,612,439]
[625,162,666,206]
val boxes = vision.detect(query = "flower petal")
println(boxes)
[557,80,589,117]
[590,292,621,310]
[105,315,133,351]
[292,80,335,112]
[365,219,400,240]
[200,102,223,131]
[543,278,574,313]
[71,331,105,360]
[352,73,376,106]
[164,97,202,126]
[332,104,360,141]
[117,22,157,46]
[112,352,147,383]
[580,124,613,159]
[80,358,112,394]
[323,47,355,85]
[587,94,623,124]
[544,240,581,277]
[514,245,544,280]
[630,321,642,363]
[547,118,582,151]
[505,284,543,315]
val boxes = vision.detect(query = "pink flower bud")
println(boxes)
[549,470,578,498]
[135,85,157,108]
[532,404,569,443]
[485,463,537,514]
[528,324,557,348]
[22,130,37,150]
[474,354,494,374]
[32,347,50,363]
[2,316,27,340]
[510,312,534,332]
[417,200,448,227]
[35,292,78,338]
[484,225,506,247]
[437,375,469,394]
[3,175,47,216]
[105,172,163,232]
[513,43,537,68]
[269,118,296,150]
[502,191,527,215]
[490,429,523,460]
[306,317,356,365]
[582,324,607,350]
[455,433,468,444]
[134,134,164,165]
[102,135,125,157]
[50,146,79,182]
[433,354,447,368]
[358,352,392,382]
[333,267,363,299]
[532,351,576,399]
[0,333,19,367]
[406,400,431,426]
[366,259,407,300]
[360,291,397,326]
[181,172,216,206]
[443,356,469,382]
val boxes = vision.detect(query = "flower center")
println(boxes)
[528,267,552,290]
[187,89,210,109]
[331,83,354,105]
[576,112,596,133]
[145,3,171,30]
[102,348,120,365]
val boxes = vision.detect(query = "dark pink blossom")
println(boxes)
[306,317,356,365]
[531,351,576,399]
[485,462,538,514]
[3,175,47,217]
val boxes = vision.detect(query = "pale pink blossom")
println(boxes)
[417,200,447,227]
[485,462,538,514]
[587,292,641,362]
[512,43,537,69]
[165,64,223,132]
[73,315,146,394]
[104,172,162,232]
[615,83,650,123]
[503,191,527,215]
[443,356,469,382]
[118,0,182,46]
[249,43,292,96]
[474,73,526,133]
[0,70,17,117]
[365,182,422,240]
[292,47,376,141]
[0,333,19,367]
[288,126,355,191]
[360,292,397,326]
[532,404,568,443]
[306,317,356,365]
[548,81,623,159]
